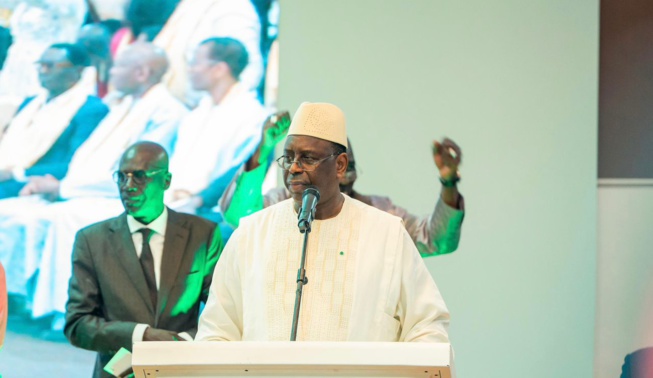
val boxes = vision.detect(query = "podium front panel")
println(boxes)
[132,341,454,378]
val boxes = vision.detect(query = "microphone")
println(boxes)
[297,186,320,233]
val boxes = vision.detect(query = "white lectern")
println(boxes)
[132,341,454,378]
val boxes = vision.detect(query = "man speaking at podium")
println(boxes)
[196,102,449,342]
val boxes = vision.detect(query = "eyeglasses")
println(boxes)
[113,169,166,185]
[276,153,339,172]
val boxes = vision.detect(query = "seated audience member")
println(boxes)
[153,0,264,105]
[0,42,187,326]
[0,43,108,199]
[220,116,465,256]
[167,37,269,215]
[196,102,450,342]
[18,42,185,199]
[65,141,222,378]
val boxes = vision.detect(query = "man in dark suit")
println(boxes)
[0,43,109,198]
[64,141,222,378]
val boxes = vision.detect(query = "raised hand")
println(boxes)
[432,138,462,181]
[257,110,291,165]
[245,111,291,171]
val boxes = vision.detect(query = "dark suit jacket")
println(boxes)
[64,209,223,378]
[0,95,108,199]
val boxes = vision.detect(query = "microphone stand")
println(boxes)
[290,216,312,341]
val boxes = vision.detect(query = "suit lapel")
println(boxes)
[157,209,189,323]
[109,214,155,315]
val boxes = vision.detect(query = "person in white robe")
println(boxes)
[0,43,107,198]
[153,0,264,106]
[195,102,450,342]
[166,37,269,210]
[0,43,187,326]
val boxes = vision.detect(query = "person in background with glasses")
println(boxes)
[0,43,108,199]
[65,141,222,378]
[219,113,464,257]
[196,102,450,344]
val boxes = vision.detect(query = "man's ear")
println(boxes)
[335,153,348,179]
[213,61,230,78]
[163,172,172,190]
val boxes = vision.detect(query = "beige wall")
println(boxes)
[278,0,599,377]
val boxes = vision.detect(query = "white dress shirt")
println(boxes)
[126,208,192,342]
[126,208,168,289]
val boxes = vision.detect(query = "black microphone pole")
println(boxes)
[290,187,319,341]
[290,228,310,341]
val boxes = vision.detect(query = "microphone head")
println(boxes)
[302,186,320,202]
